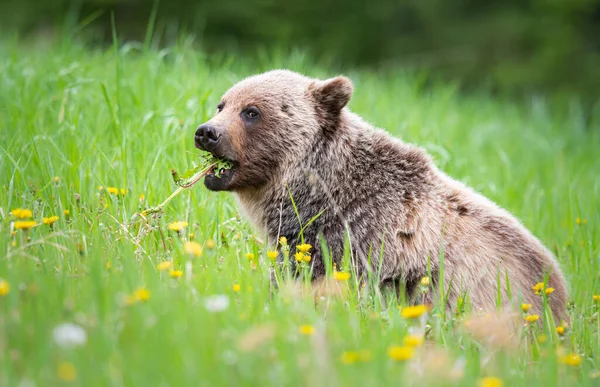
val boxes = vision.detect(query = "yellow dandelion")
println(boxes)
[233,284,241,293]
[245,253,255,260]
[478,377,503,387]
[184,241,203,257]
[120,188,127,196]
[294,252,305,262]
[14,221,37,230]
[400,304,429,319]
[545,287,555,295]
[57,361,77,381]
[54,176,59,183]
[63,210,70,216]
[0,279,10,296]
[98,186,104,191]
[387,345,414,361]
[340,350,371,364]
[206,239,216,249]
[340,350,371,365]
[593,295,600,302]
[403,335,424,348]
[170,270,183,278]
[11,208,33,219]
[134,287,150,302]
[42,215,59,225]
[340,351,360,365]
[420,276,430,286]
[525,314,539,324]
[157,261,171,271]
[168,221,188,232]
[532,282,545,294]
[106,187,119,195]
[299,325,315,335]
[560,353,582,367]
[267,250,279,261]
[279,236,288,245]
[521,303,532,312]
[302,254,311,263]
[297,243,312,253]
[333,271,351,281]
[105,261,112,270]
[576,217,581,225]
[538,334,548,343]
[556,326,565,335]
[139,194,145,201]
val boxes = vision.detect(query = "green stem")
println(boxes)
[158,186,185,209]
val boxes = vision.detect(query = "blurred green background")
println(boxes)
[3,0,600,103]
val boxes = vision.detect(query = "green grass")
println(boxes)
[1,37,599,386]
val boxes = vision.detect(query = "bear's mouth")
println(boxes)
[207,162,235,179]
[204,158,237,191]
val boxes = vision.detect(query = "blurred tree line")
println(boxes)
[3,0,600,100]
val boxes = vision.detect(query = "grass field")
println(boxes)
[1,38,599,386]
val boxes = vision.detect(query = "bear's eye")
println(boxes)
[244,106,260,119]
[216,102,225,113]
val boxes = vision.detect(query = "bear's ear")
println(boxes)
[309,76,354,115]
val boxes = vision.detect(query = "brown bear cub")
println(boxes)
[194,70,568,319]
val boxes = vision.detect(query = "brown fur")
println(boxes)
[194,70,568,320]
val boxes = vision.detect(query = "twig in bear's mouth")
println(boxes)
[171,164,217,188]
[141,164,215,216]
[140,152,233,216]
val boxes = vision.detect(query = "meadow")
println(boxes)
[0,37,599,386]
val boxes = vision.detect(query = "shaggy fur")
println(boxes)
[195,70,568,319]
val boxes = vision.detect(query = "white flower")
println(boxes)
[186,261,192,282]
[186,97,198,110]
[204,295,229,313]
[52,323,87,348]
[222,350,237,365]
[17,378,36,387]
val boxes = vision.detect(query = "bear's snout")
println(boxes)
[195,124,222,151]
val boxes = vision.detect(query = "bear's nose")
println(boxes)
[195,124,221,149]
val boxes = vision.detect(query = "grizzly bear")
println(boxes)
[194,70,568,319]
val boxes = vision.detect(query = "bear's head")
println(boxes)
[194,70,353,191]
